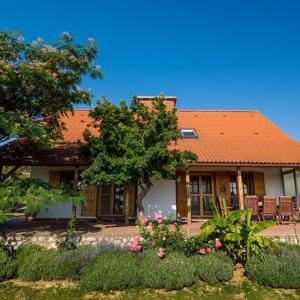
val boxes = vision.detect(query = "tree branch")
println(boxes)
[0,165,20,182]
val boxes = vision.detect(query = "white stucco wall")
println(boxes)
[31,166,95,219]
[142,179,177,219]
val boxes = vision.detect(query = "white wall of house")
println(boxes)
[31,166,95,219]
[142,179,177,220]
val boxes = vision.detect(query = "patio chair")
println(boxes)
[278,196,295,224]
[244,196,260,220]
[261,196,277,221]
[215,196,233,216]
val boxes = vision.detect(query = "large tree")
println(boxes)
[81,96,197,217]
[0,31,102,145]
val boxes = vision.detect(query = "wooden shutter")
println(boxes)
[49,171,60,187]
[215,174,231,206]
[124,184,136,218]
[177,172,187,217]
[81,185,98,216]
[253,172,266,196]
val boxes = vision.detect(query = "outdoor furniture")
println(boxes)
[216,196,233,216]
[278,196,295,224]
[244,196,260,220]
[230,196,239,210]
[261,196,277,221]
[292,196,300,222]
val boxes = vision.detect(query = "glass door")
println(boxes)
[100,184,124,216]
[190,175,214,217]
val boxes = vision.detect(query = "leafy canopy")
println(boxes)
[81,96,197,188]
[0,31,102,145]
[0,177,85,223]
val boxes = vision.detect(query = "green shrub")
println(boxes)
[18,245,101,281]
[81,250,141,291]
[16,243,44,267]
[18,248,56,280]
[141,249,195,290]
[0,248,17,281]
[193,251,234,284]
[246,251,300,289]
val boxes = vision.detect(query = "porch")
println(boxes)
[177,165,300,225]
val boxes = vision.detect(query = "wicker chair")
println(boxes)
[244,196,260,220]
[261,196,277,221]
[278,196,295,224]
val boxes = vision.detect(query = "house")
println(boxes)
[1,96,300,224]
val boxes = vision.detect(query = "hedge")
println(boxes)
[80,250,141,291]
[141,249,195,290]
[193,251,234,284]
[246,249,300,289]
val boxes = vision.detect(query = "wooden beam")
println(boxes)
[72,166,79,220]
[124,184,130,225]
[237,167,244,210]
[186,167,191,229]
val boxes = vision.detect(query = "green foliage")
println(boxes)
[200,199,275,263]
[0,177,85,223]
[80,250,141,291]
[193,251,234,284]
[18,245,102,281]
[0,248,17,281]
[0,31,102,145]
[136,213,209,256]
[141,249,195,290]
[56,217,77,250]
[246,248,300,289]
[81,96,197,213]
[16,243,44,267]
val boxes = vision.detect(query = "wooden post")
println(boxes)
[186,167,191,233]
[294,168,299,196]
[124,184,130,225]
[73,166,79,220]
[237,167,244,210]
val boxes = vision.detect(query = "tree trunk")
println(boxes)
[136,179,153,220]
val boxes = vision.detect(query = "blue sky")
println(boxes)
[1,0,300,140]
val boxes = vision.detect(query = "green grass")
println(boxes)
[0,280,300,300]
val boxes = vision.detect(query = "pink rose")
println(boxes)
[215,239,222,248]
[154,212,163,223]
[130,241,139,252]
[134,235,141,241]
[157,248,165,258]
[206,247,212,254]
[137,245,142,251]
[141,217,149,225]
[199,248,206,255]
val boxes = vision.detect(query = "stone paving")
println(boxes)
[0,217,299,249]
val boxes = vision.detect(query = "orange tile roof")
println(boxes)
[56,109,300,166]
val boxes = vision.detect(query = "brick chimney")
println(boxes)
[136,96,177,110]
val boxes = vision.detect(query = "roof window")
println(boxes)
[180,128,198,138]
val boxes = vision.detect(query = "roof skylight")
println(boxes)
[180,128,198,138]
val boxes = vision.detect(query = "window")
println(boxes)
[180,128,197,138]
[230,174,253,196]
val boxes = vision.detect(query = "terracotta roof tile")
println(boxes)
[2,109,300,166]
[57,109,300,165]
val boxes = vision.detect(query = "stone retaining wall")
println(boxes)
[0,232,135,250]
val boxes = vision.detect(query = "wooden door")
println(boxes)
[253,172,266,196]
[215,174,231,206]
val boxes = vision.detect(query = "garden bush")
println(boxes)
[80,250,141,291]
[0,248,17,281]
[193,251,234,284]
[18,245,102,280]
[141,249,195,290]
[246,248,300,289]
[16,243,44,267]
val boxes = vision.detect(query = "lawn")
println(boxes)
[0,279,299,300]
